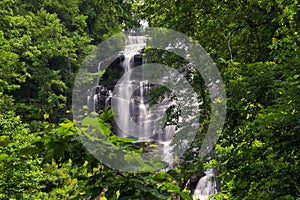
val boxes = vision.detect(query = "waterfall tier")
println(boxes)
[193,169,218,200]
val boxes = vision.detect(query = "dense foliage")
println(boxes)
[0,0,299,199]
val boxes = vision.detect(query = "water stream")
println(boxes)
[193,169,218,200]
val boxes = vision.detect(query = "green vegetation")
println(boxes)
[0,0,299,199]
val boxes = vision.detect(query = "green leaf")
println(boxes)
[0,153,9,162]
[0,135,9,147]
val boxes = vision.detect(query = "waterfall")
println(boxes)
[193,169,218,200]
[86,34,179,169]
[113,35,146,138]
[159,125,176,169]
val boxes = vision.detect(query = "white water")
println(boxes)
[87,86,105,113]
[193,169,218,200]
[113,35,146,137]
[159,125,176,169]
[114,35,176,167]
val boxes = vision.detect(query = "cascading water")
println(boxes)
[159,125,176,169]
[87,85,112,114]
[88,35,177,168]
[115,35,176,167]
[193,169,218,200]
[113,35,146,138]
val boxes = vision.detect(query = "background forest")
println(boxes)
[0,0,299,199]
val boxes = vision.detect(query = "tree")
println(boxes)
[0,112,46,199]
[134,0,300,199]
[0,1,92,123]
[215,1,300,198]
